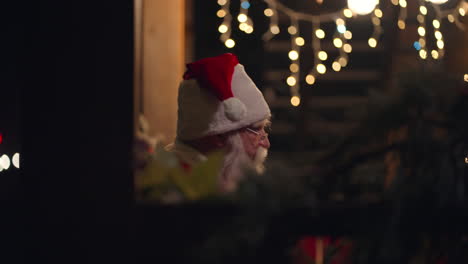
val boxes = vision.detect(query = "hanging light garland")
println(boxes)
[216,0,468,106]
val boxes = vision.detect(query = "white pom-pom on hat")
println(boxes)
[223,97,247,121]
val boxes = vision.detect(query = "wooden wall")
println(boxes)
[136,0,186,143]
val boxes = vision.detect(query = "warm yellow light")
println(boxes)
[420,6,427,15]
[333,38,343,48]
[372,17,381,26]
[218,24,228,33]
[295,37,305,46]
[318,51,328,61]
[428,0,448,4]
[336,18,345,26]
[264,8,274,17]
[465,156,468,163]
[12,153,20,169]
[368,37,377,48]
[399,0,407,8]
[305,74,316,85]
[343,43,352,53]
[417,26,426,36]
[391,0,399,5]
[317,64,326,74]
[419,49,427,59]
[338,57,348,67]
[288,26,297,35]
[343,9,353,18]
[288,50,299,60]
[397,20,406,29]
[315,29,325,39]
[448,14,455,23]
[347,0,378,15]
[344,30,352,39]
[417,14,424,23]
[286,76,297,86]
[238,14,248,23]
[245,26,254,34]
[464,74,468,82]
[290,63,299,73]
[332,61,341,72]
[290,96,300,107]
[218,0,227,6]
[270,25,280,34]
[460,8,466,16]
[225,39,236,48]
[217,9,226,18]
[432,20,440,28]
[374,9,383,18]
[431,50,439,59]
[0,155,10,170]
[434,31,442,40]
[239,23,248,31]
[419,38,426,47]
[437,40,444,49]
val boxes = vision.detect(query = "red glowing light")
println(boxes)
[0,133,2,144]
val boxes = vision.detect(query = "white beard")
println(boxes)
[218,133,268,192]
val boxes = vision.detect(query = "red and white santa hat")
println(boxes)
[176,53,271,140]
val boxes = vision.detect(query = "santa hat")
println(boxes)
[176,53,271,140]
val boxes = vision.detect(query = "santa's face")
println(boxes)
[239,121,271,161]
[219,122,270,192]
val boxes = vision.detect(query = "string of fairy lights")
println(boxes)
[216,0,468,106]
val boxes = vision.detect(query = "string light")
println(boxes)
[238,14,248,23]
[290,63,299,73]
[288,50,299,60]
[333,38,343,48]
[347,0,378,15]
[218,24,228,33]
[460,7,466,16]
[317,64,326,74]
[343,8,353,18]
[318,51,328,61]
[420,6,428,15]
[270,25,280,34]
[343,43,352,53]
[399,0,407,8]
[332,61,342,71]
[418,26,426,36]
[419,49,427,59]
[12,153,20,169]
[305,74,316,85]
[287,76,297,86]
[290,96,300,106]
[447,14,455,23]
[374,9,383,18]
[217,10,226,18]
[344,30,353,39]
[368,37,377,47]
[338,57,348,67]
[295,37,305,46]
[264,8,274,17]
[225,38,235,48]
[288,26,297,35]
[216,0,467,106]
[315,29,325,39]
[437,40,444,49]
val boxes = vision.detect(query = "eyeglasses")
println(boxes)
[245,126,269,141]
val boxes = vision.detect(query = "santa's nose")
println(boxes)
[259,137,270,149]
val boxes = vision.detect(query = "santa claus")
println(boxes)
[165,53,271,193]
